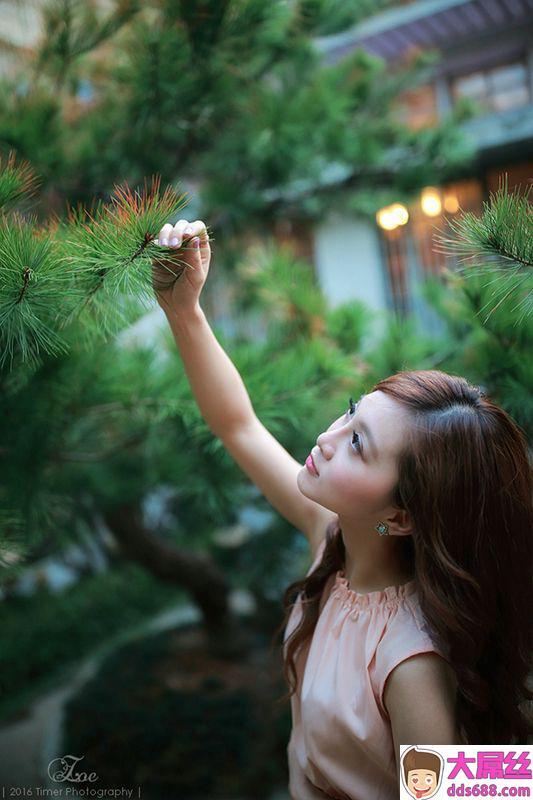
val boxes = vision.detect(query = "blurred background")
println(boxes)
[0,1,531,798]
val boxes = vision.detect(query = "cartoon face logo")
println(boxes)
[407,767,437,797]
[401,746,443,798]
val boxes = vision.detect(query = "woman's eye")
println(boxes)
[351,431,361,453]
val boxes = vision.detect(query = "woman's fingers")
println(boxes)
[169,220,194,247]
[152,218,212,310]
[155,220,210,252]
[190,221,209,247]
[157,223,175,246]
[169,220,208,248]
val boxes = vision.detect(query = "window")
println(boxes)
[451,62,530,114]
[377,179,484,318]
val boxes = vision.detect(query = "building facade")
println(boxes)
[272,0,533,338]
[1,0,531,342]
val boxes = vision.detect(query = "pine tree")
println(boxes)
[0,152,251,654]
[0,0,474,231]
[0,151,361,655]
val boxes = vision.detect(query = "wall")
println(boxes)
[313,212,388,338]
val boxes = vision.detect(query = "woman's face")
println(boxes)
[297,390,412,522]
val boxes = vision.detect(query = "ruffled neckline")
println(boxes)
[333,570,417,608]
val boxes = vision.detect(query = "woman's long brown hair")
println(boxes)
[273,369,533,745]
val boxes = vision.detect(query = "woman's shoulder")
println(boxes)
[401,589,448,649]
[372,588,451,670]
[368,589,451,715]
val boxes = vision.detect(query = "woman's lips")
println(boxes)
[305,454,319,476]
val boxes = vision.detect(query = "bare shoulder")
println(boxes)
[385,652,459,745]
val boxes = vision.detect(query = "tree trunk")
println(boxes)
[102,502,251,658]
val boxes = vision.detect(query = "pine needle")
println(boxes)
[433,175,533,322]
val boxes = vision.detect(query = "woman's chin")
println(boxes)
[296,468,313,496]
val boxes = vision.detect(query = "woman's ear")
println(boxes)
[386,508,413,536]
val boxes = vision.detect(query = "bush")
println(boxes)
[0,563,184,716]
[64,624,291,799]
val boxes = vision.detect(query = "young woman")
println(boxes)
[152,219,533,800]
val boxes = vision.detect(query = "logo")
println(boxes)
[47,754,98,783]
[401,746,443,798]
[399,744,533,798]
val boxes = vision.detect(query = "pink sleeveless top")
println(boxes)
[283,538,450,800]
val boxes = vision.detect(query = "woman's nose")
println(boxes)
[316,432,335,459]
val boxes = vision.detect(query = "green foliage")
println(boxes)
[0,16,529,776]
[0,83,65,184]
[35,0,141,80]
[419,271,533,436]
[282,0,399,37]
[0,157,194,367]
[0,0,474,226]
[0,212,71,368]
[423,177,533,434]
[0,562,183,715]
[435,177,533,326]
[325,299,373,354]
[393,104,478,194]
[362,310,447,385]
[234,240,328,341]
[0,325,241,553]
[439,177,532,268]
[0,497,26,569]
[0,150,42,213]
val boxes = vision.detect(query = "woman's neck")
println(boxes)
[342,538,414,594]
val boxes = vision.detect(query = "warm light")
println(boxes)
[444,193,460,213]
[376,208,398,230]
[389,203,409,225]
[376,203,409,231]
[421,187,442,217]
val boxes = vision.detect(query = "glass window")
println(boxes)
[454,71,487,101]
[488,63,529,111]
[452,61,529,114]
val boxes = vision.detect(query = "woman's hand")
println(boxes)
[152,219,211,315]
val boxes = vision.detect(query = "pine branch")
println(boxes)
[0,150,42,214]
[35,0,141,88]
[434,175,532,268]
[0,211,71,369]
[0,157,203,369]
[53,432,146,462]
[433,175,533,322]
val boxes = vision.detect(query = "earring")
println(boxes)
[374,522,389,536]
